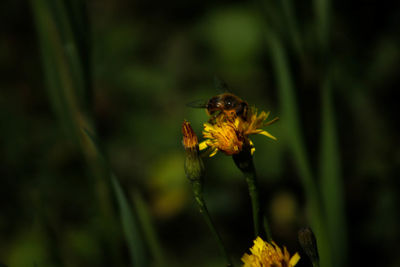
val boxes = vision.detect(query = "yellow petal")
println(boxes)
[265,116,279,126]
[203,123,212,130]
[289,252,301,266]
[241,253,252,267]
[257,111,269,123]
[249,139,256,155]
[258,130,277,140]
[199,141,208,151]
[209,148,218,157]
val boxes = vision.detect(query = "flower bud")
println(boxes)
[182,121,204,182]
[298,227,319,266]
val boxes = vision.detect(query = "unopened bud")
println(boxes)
[182,120,198,149]
[298,227,319,266]
[182,121,204,182]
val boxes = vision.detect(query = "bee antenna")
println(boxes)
[186,99,208,109]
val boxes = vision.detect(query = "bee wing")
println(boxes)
[213,75,230,93]
[186,99,208,108]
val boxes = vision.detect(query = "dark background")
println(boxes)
[1,0,399,266]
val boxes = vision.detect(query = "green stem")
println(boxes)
[244,170,261,238]
[191,180,233,267]
[233,149,272,241]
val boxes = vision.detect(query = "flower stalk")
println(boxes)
[191,180,232,267]
[233,146,271,241]
[182,121,233,267]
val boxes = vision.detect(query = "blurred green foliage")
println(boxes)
[1,0,400,267]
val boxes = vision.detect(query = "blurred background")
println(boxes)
[1,0,399,266]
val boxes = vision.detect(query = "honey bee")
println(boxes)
[206,93,248,120]
[188,92,249,122]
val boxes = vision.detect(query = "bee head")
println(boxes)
[223,95,238,109]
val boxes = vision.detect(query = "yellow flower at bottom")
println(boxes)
[242,237,300,267]
[199,108,277,157]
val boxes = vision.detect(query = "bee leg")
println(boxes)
[207,115,217,123]
[235,103,247,119]
[208,110,224,123]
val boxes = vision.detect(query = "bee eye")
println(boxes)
[224,97,235,108]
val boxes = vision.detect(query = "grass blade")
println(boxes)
[264,30,332,267]
[31,1,157,265]
[319,79,347,267]
[314,0,330,48]
[82,129,151,267]
[133,191,167,267]
[111,175,148,267]
[280,0,304,58]
[30,0,88,144]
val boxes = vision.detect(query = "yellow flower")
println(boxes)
[199,108,278,157]
[242,237,300,267]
